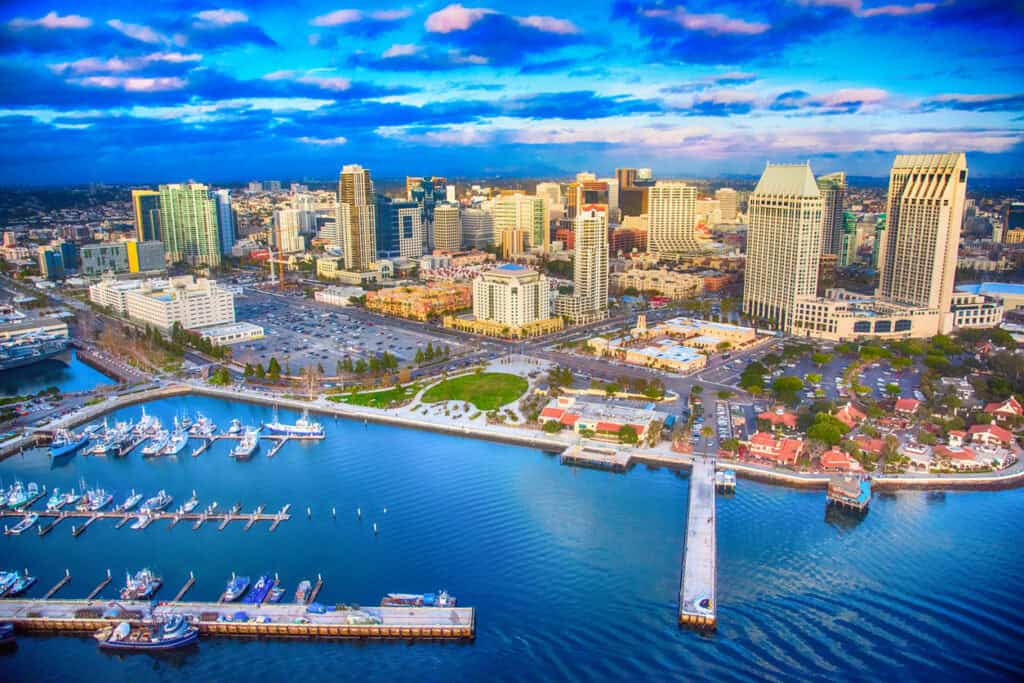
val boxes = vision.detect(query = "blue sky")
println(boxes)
[1,1,1022,184]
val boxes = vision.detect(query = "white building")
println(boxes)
[462,206,495,249]
[535,182,563,222]
[950,291,1004,329]
[197,322,264,345]
[715,187,738,221]
[314,285,366,306]
[648,181,699,257]
[272,209,307,253]
[556,205,609,323]
[473,264,551,328]
[91,276,236,332]
[338,164,376,271]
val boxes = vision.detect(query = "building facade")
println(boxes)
[433,203,462,252]
[612,268,703,299]
[461,207,495,249]
[375,195,423,260]
[817,172,847,257]
[159,183,221,268]
[212,189,235,256]
[338,164,377,271]
[715,188,738,221]
[647,181,699,258]
[131,189,161,242]
[494,193,548,257]
[472,264,551,330]
[90,275,235,331]
[556,205,609,323]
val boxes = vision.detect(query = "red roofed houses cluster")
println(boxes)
[853,436,885,457]
[984,397,1023,424]
[819,448,863,473]
[758,407,798,430]
[833,402,867,429]
[743,431,804,466]
[933,445,985,471]
[968,423,1014,447]
[894,398,920,414]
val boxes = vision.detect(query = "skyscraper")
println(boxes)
[535,182,563,222]
[433,203,462,252]
[877,153,967,333]
[556,205,609,323]
[743,163,823,331]
[715,187,738,222]
[816,172,847,257]
[838,211,857,266]
[1003,202,1024,243]
[211,189,235,256]
[648,181,699,257]
[131,189,161,242]
[158,183,221,268]
[494,194,547,257]
[338,164,376,272]
[871,214,887,270]
[37,245,65,280]
[461,207,494,249]
[375,195,424,260]
[616,167,637,196]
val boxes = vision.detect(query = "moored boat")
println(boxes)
[129,515,149,530]
[120,569,162,600]
[294,579,312,603]
[243,575,273,604]
[181,490,199,514]
[162,428,188,456]
[0,571,36,597]
[120,490,142,511]
[222,574,250,602]
[268,586,285,603]
[46,488,65,511]
[230,429,259,459]
[188,413,217,438]
[49,429,89,459]
[264,408,324,438]
[381,590,456,608]
[141,430,169,457]
[83,488,113,512]
[95,615,197,652]
[0,622,13,646]
[134,408,157,436]
[6,513,39,535]
[140,490,172,513]
[227,418,242,435]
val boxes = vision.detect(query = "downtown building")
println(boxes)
[131,189,160,241]
[494,193,548,258]
[211,189,235,256]
[375,195,423,260]
[817,172,847,257]
[80,240,165,275]
[647,181,700,259]
[445,264,563,339]
[432,202,462,252]
[461,207,495,249]
[158,183,221,268]
[715,188,738,222]
[338,164,377,272]
[89,275,235,331]
[556,205,609,323]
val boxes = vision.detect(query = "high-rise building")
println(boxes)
[1004,202,1024,244]
[648,181,699,257]
[211,189,235,256]
[742,163,823,331]
[616,167,638,195]
[266,180,282,192]
[599,177,620,223]
[461,207,494,249]
[375,195,424,260]
[535,182,563,222]
[158,183,221,268]
[473,264,551,329]
[446,184,456,203]
[2,232,15,248]
[816,172,847,257]
[272,210,307,253]
[37,245,64,280]
[338,164,376,272]
[838,211,858,266]
[132,189,161,242]
[556,205,609,323]
[871,214,887,270]
[715,187,738,222]
[876,153,967,333]
[494,194,547,257]
[433,203,462,252]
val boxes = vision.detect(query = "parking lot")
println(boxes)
[232,291,467,374]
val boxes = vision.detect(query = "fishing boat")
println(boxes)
[294,579,312,603]
[243,575,273,604]
[0,571,36,597]
[181,491,199,514]
[381,590,457,608]
[135,408,158,437]
[120,490,143,512]
[140,490,172,513]
[84,488,113,512]
[61,488,81,508]
[162,427,188,456]
[264,408,324,438]
[46,488,65,511]
[180,414,193,429]
[227,418,242,435]
[4,483,32,510]
[0,572,18,594]
[120,569,162,600]
[6,513,39,535]
[268,585,285,603]
[141,430,169,457]
[222,574,250,602]
[188,413,217,438]
[230,429,259,459]
[95,615,198,652]
[0,623,14,647]
[49,429,89,459]
[129,515,149,530]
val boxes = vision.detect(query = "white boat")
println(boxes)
[6,513,38,535]
[264,408,324,438]
[181,491,199,513]
[227,418,242,435]
[188,413,217,438]
[230,429,259,459]
[135,407,157,436]
[130,515,149,530]
[141,431,169,457]
[120,490,142,511]
[162,429,188,456]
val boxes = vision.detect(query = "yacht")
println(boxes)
[162,428,188,456]
[140,490,172,513]
[264,408,324,438]
[141,430,169,457]
[120,490,143,511]
[230,429,259,459]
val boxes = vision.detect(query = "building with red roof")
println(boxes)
[537,396,658,443]
[934,445,985,470]
[834,402,867,429]
[819,448,863,472]
[854,435,884,456]
[758,407,798,430]
[968,423,1014,446]
[744,431,804,466]
[983,396,1023,422]
[894,398,920,414]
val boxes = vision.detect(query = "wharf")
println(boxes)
[678,457,717,631]
[559,444,631,472]
[0,599,475,640]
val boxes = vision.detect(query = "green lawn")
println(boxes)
[328,383,421,408]
[420,372,528,410]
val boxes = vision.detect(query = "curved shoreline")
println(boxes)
[6,382,1024,493]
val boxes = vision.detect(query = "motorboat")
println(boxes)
[49,429,89,459]
[120,569,162,600]
[141,430,169,457]
[120,490,143,511]
[230,429,259,459]
[181,491,199,514]
[243,575,273,604]
[95,615,198,651]
[162,429,188,456]
[0,571,36,597]
[381,590,456,608]
[140,490,172,513]
[221,574,250,602]
[6,513,39,535]
[264,408,323,438]
[227,418,242,435]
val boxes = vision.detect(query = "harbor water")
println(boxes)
[1,394,1022,681]
[0,351,117,397]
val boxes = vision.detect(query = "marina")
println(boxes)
[0,502,292,534]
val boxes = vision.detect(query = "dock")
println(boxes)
[559,444,632,472]
[826,475,871,513]
[678,457,717,631]
[171,573,196,603]
[71,514,100,537]
[38,512,68,536]
[266,437,289,458]
[42,570,71,600]
[0,598,474,641]
[307,575,323,605]
[86,571,111,600]
[0,505,290,533]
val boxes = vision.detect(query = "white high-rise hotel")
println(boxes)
[648,181,699,257]
[556,205,609,323]
[337,164,376,272]
[742,163,824,331]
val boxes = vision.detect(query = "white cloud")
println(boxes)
[262,70,351,91]
[642,7,770,35]
[311,8,411,26]
[297,135,349,145]
[49,52,202,76]
[425,4,494,33]
[382,43,421,58]
[107,19,170,45]
[8,11,92,30]
[194,9,249,26]
[515,15,580,34]
[73,76,187,92]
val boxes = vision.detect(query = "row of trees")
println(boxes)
[338,351,399,375]
[414,343,451,365]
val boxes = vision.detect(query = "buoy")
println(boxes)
[307,506,311,518]
[383,507,388,514]
[373,523,378,535]
[331,507,336,518]
[357,507,361,519]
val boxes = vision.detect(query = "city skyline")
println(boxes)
[0,1,1022,185]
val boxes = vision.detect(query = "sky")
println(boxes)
[0,0,1022,185]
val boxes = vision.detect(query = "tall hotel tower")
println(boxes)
[338,164,377,272]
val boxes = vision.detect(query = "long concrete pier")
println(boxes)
[678,456,717,631]
[0,598,475,641]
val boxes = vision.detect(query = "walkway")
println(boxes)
[678,456,717,630]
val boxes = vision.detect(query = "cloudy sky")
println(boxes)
[1,1,1022,184]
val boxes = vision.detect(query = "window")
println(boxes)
[854,321,871,333]
[894,319,912,332]
[874,320,891,333]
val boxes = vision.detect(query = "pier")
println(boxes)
[0,505,291,534]
[307,575,324,605]
[559,444,631,472]
[678,457,717,631]
[171,573,196,603]
[42,570,71,600]
[86,571,111,600]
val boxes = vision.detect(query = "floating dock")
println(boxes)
[0,598,475,641]
[678,457,717,631]
[1,505,291,533]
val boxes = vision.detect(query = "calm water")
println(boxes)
[1,394,1022,682]
[0,352,117,396]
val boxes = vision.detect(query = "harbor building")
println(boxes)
[555,205,609,324]
[647,181,699,258]
[338,164,377,272]
[89,276,235,331]
[159,183,221,268]
[444,264,563,339]
[131,189,161,241]
[538,396,662,444]
[742,163,823,332]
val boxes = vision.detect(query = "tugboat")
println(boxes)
[243,575,273,604]
[230,429,259,460]
[0,571,36,597]
[221,574,250,602]
[5,513,39,535]
[264,408,324,438]
[120,569,162,600]
[141,430,169,457]
[120,490,143,512]
[95,614,198,651]
[49,429,89,459]
[381,590,457,608]
[140,490,172,513]
[294,579,312,603]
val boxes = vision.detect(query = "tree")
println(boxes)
[267,357,281,381]
[619,425,639,444]
[208,366,231,386]
[891,357,912,371]
[243,363,254,378]
[336,360,344,376]
[771,376,804,404]
[254,363,266,379]
[917,430,938,446]
[885,383,902,398]
[924,354,950,371]
[720,437,740,453]
[806,373,822,386]
[717,390,734,399]
[691,385,704,395]
[807,413,850,447]
[762,353,782,367]
[354,358,368,374]
[811,352,833,367]
[542,420,562,433]
[604,382,621,397]
[700,425,714,439]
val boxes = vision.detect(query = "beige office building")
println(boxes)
[432,203,462,252]
[338,164,376,271]
[648,181,699,257]
[715,188,738,221]
[612,268,703,299]
[742,163,823,331]
[876,153,967,333]
[494,193,548,257]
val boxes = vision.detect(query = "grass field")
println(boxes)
[420,372,528,410]
[328,383,422,408]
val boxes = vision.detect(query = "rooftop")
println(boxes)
[753,163,820,198]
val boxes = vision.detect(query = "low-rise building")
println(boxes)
[538,396,661,443]
[758,407,798,430]
[744,431,804,466]
[313,286,366,306]
[365,282,471,321]
[894,398,920,414]
[968,423,1014,447]
[834,402,867,429]
[196,321,264,345]
[983,396,1023,422]
[819,447,862,472]
[950,292,1004,329]
[611,268,703,299]
[89,275,235,331]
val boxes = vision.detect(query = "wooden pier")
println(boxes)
[86,571,111,600]
[559,444,631,472]
[171,573,196,603]
[307,575,324,605]
[71,514,100,537]
[678,457,717,631]
[42,570,71,600]
[0,597,475,641]
[38,512,68,536]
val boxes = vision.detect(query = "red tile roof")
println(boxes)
[834,402,867,428]
[820,448,861,471]
[968,423,1013,444]
[596,422,622,433]
[894,398,920,413]
[560,413,579,426]
[854,436,884,455]
[934,445,977,461]
[540,407,564,419]
[758,409,797,429]
[984,396,1023,416]
[746,431,803,465]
